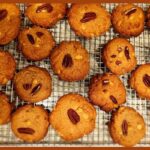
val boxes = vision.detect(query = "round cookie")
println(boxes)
[14,66,52,103]
[25,3,67,28]
[111,4,145,37]
[102,38,137,75]
[68,3,111,38]
[0,3,20,45]
[146,7,150,28]
[89,73,126,112]
[50,41,90,82]
[11,104,49,142]
[109,106,146,147]
[50,93,96,141]
[0,92,12,125]
[130,64,150,100]
[0,50,16,85]
[18,26,55,61]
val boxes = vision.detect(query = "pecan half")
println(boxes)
[121,120,128,136]
[102,79,109,85]
[18,128,35,134]
[31,83,42,95]
[0,9,7,21]
[143,74,150,87]
[27,34,35,44]
[124,46,130,60]
[36,32,44,38]
[23,83,32,90]
[62,54,73,68]
[124,8,137,16]
[36,4,53,13]
[110,95,118,104]
[115,60,122,65]
[80,12,96,23]
[67,108,80,124]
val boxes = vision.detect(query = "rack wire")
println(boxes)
[0,3,150,147]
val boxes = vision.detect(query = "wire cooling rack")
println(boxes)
[0,3,150,147]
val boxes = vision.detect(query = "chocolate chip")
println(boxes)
[124,8,137,16]
[110,95,118,104]
[36,4,53,13]
[18,128,35,134]
[23,83,32,90]
[80,12,96,23]
[124,46,130,60]
[111,55,116,58]
[143,74,150,87]
[67,108,80,124]
[0,9,7,21]
[31,84,42,95]
[36,32,44,38]
[27,34,35,44]
[121,120,128,136]
[115,60,122,65]
[62,54,73,68]
[102,79,109,85]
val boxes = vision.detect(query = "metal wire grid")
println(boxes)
[0,3,150,147]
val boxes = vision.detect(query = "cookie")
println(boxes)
[0,3,20,45]
[130,64,150,100]
[0,50,16,85]
[50,41,90,81]
[25,3,67,28]
[89,73,126,112]
[11,104,49,142]
[18,26,55,61]
[14,66,52,103]
[0,92,12,125]
[109,106,146,147]
[146,7,150,28]
[112,3,145,37]
[102,38,137,75]
[50,93,96,141]
[68,3,111,38]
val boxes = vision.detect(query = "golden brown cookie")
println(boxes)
[102,38,137,75]
[50,41,90,81]
[112,3,145,37]
[0,92,12,125]
[14,66,52,103]
[0,3,20,45]
[109,106,146,147]
[0,49,16,85]
[68,3,111,38]
[18,26,55,61]
[50,93,96,141]
[89,73,126,112]
[130,64,150,100]
[146,7,150,28]
[11,104,49,142]
[25,3,67,27]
